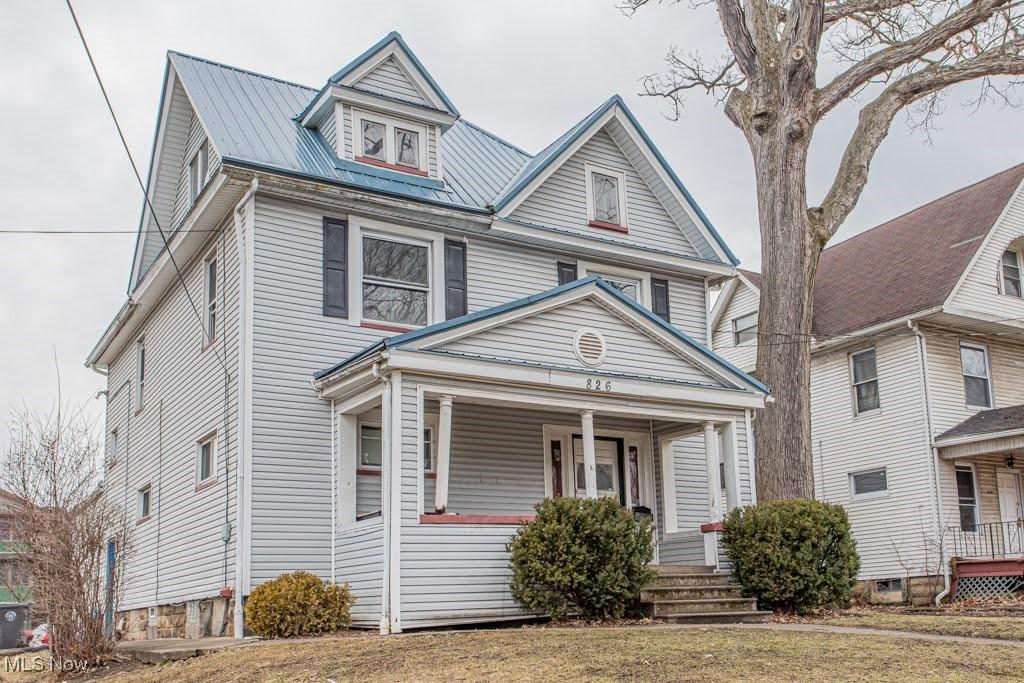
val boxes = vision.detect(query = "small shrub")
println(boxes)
[722,498,860,614]
[508,497,654,620]
[245,571,352,638]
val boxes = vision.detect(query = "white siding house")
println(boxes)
[712,164,1024,603]
[87,32,767,637]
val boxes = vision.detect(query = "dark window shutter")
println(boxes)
[556,262,577,286]
[651,278,671,322]
[323,218,348,317]
[444,239,467,320]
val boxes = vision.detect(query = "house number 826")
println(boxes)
[586,378,612,392]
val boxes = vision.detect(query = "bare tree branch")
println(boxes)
[815,38,1024,239]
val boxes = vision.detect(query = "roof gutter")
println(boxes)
[85,299,138,374]
[811,306,944,353]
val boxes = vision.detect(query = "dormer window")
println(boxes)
[353,109,427,176]
[1002,249,1022,298]
[585,163,628,232]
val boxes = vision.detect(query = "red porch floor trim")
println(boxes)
[419,514,534,525]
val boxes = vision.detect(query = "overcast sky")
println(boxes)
[0,0,1020,445]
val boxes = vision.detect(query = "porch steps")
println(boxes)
[641,564,772,624]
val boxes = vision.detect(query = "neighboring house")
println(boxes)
[86,33,768,636]
[0,490,30,605]
[712,164,1024,603]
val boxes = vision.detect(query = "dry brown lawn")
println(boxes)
[805,608,1024,642]
[7,625,1024,682]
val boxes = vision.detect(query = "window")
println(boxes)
[422,427,434,473]
[956,465,979,532]
[197,435,216,485]
[595,274,640,301]
[960,343,992,408]
[108,430,118,468]
[850,468,888,499]
[359,425,382,468]
[204,253,217,344]
[732,312,758,345]
[585,164,628,229]
[353,110,428,174]
[188,141,208,204]
[135,338,146,412]
[875,578,903,593]
[851,348,880,414]
[362,234,430,326]
[137,484,151,520]
[1002,250,1022,298]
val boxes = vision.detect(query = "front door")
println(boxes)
[996,470,1023,555]
[572,436,624,504]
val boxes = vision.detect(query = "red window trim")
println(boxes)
[201,337,218,353]
[134,406,145,417]
[700,521,724,533]
[195,478,217,493]
[357,467,382,476]
[354,156,429,177]
[361,321,416,334]
[424,472,437,480]
[135,515,151,527]
[419,514,535,525]
[588,219,629,234]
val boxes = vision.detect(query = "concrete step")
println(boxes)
[650,597,759,617]
[657,610,773,624]
[641,585,743,602]
[652,564,717,575]
[646,573,732,588]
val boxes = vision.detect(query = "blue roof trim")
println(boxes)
[491,94,739,267]
[313,275,769,394]
[328,31,459,116]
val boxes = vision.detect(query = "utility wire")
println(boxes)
[0,228,221,234]
[64,0,229,375]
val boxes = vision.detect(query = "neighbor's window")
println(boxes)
[732,311,758,345]
[188,141,209,204]
[362,235,430,326]
[960,343,992,408]
[1002,250,1022,298]
[361,119,386,161]
[850,468,887,499]
[135,338,146,412]
[394,127,420,169]
[137,484,152,520]
[956,465,979,532]
[359,425,382,468]
[204,253,217,344]
[197,435,216,485]
[851,348,880,414]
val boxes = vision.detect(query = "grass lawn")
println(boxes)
[10,626,1024,682]
[804,608,1024,642]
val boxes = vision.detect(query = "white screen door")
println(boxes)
[572,438,619,499]
[997,471,1022,555]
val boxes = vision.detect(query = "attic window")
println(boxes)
[188,141,209,205]
[353,109,428,176]
[1002,249,1022,298]
[585,163,628,232]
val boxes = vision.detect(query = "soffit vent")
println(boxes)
[573,328,607,367]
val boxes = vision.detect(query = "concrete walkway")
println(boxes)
[115,636,253,664]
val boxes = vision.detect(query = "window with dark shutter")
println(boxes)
[651,278,671,322]
[557,262,577,286]
[323,218,348,317]
[444,240,467,320]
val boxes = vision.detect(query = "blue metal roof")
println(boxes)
[169,51,529,212]
[313,275,769,395]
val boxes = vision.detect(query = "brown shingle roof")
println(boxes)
[937,404,1024,441]
[741,164,1024,337]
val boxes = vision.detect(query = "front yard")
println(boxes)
[7,625,1024,683]
[803,606,1024,642]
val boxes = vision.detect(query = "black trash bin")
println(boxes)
[0,604,29,649]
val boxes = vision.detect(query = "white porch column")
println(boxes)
[659,437,679,533]
[704,421,723,522]
[338,413,358,527]
[580,409,598,498]
[721,421,741,512]
[434,395,454,513]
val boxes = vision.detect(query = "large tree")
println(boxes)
[629,0,1024,500]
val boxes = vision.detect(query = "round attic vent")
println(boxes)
[573,328,607,367]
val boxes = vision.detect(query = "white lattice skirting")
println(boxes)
[955,575,1024,601]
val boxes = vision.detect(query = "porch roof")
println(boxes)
[937,405,1024,443]
[313,276,769,396]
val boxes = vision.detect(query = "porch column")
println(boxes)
[580,409,598,498]
[434,395,454,513]
[704,421,723,522]
[338,413,358,527]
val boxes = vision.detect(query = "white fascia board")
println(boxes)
[489,218,735,278]
[302,85,457,130]
[934,427,1024,448]
[708,278,739,337]
[809,306,945,354]
[940,304,1024,332]
[385,349,767,409]
[334,40,448,115]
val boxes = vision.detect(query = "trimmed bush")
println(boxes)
[722,499,860,614]
[245,571,352,638]
[508,497,655,620]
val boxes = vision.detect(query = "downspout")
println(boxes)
[909,321,950,604]
[369,362,393,633]
[232,178,257,639]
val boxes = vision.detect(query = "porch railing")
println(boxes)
[947,519,1024,559]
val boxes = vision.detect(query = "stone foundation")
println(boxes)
[116,596,235,641]
[854,575,944,606]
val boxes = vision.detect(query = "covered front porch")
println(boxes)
[313,277,768,631]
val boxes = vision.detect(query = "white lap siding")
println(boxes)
[334,522,384,627]
[103,219,240,610]
[809,334,934,580]
[711,280,759,372]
